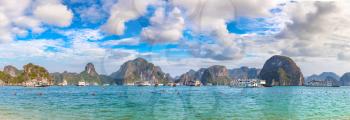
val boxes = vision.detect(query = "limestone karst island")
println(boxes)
[1,0,350,119]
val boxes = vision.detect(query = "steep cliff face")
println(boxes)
[22,63,52,86]
[340,73,350,86]
[201,65,231,85]
[229,67,261,80]
[3,65,20,77]
[80,63,101,85]
[84,63,98,76]
[110,58,170,85]
[259,55,304,86]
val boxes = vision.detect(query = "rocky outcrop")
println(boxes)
[51,63,104,85]
[3,65,20,77]
[229,67,260,80]
[177,66,231,85]
[201,65,231,85]
[340,73,350,86]
[110,58,171,85]
[0,71,12,84]
[80,63,101,85]
[22,63,52,86]
[84,63,98,76]
[259,55,304,86]
[176,68,206,85]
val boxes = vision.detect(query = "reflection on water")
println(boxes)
[0,86,350,120]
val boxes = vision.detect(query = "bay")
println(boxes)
[0,86,349,120]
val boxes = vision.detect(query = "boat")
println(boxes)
[34,84,49,87]
[135,81,151,86]
[24,81,50,87]
[77,81,87,86]
[186,80,201,86]
[135,72,151,86]
[306,80,340,87]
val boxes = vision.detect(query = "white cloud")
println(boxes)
[274,1,350,59]
[102,0,159,35]
[0,0,73,43]
[141,7,185,43]
[0,39,62,58]
[34,3,73,27]
[77,5,104,24]
[184,41,244,60]
[102,37,140,46]
[171,0,278,60]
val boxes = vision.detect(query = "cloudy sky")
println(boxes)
[0,0,350,77]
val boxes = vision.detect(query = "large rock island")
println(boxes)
[22,63,52,86]
[0,63,52,86]
[340,73,350,86]
[110,58,171,85]
[259,55,304,86]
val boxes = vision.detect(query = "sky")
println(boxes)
[0,0,350,77]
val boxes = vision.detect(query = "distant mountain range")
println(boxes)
[306,72,350,86]
[2,55,350,86]
[306,72,340,82]
[229,67,261,80]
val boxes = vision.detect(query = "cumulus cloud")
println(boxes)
[76,5,104,24]
[0,39,61,58]
[102,0,159,35]
[171,0,278,60]
[275,1,350,59]
[34,3,73,27]
[185,41,244,60]
[0,0,73,43]
[141,7,185,44]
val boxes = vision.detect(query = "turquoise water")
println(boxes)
[0,86,350,120]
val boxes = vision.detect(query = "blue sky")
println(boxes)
[0,0,350,77]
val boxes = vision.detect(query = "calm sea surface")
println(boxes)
[0,86,350,120]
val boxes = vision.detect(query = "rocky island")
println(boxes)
[110,58,172,85]
[2,55,348,87]
[0,63,52,87]
[259,55,304,86]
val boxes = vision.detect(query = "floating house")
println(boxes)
[306,80,339,87]
[229,79,266,88]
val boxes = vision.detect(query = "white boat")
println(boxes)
[135,81,151,86]
[77,81,87,86]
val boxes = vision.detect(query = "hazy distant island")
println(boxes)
[0,55,349,87]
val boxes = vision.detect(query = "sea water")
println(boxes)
[0,86,350,120]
